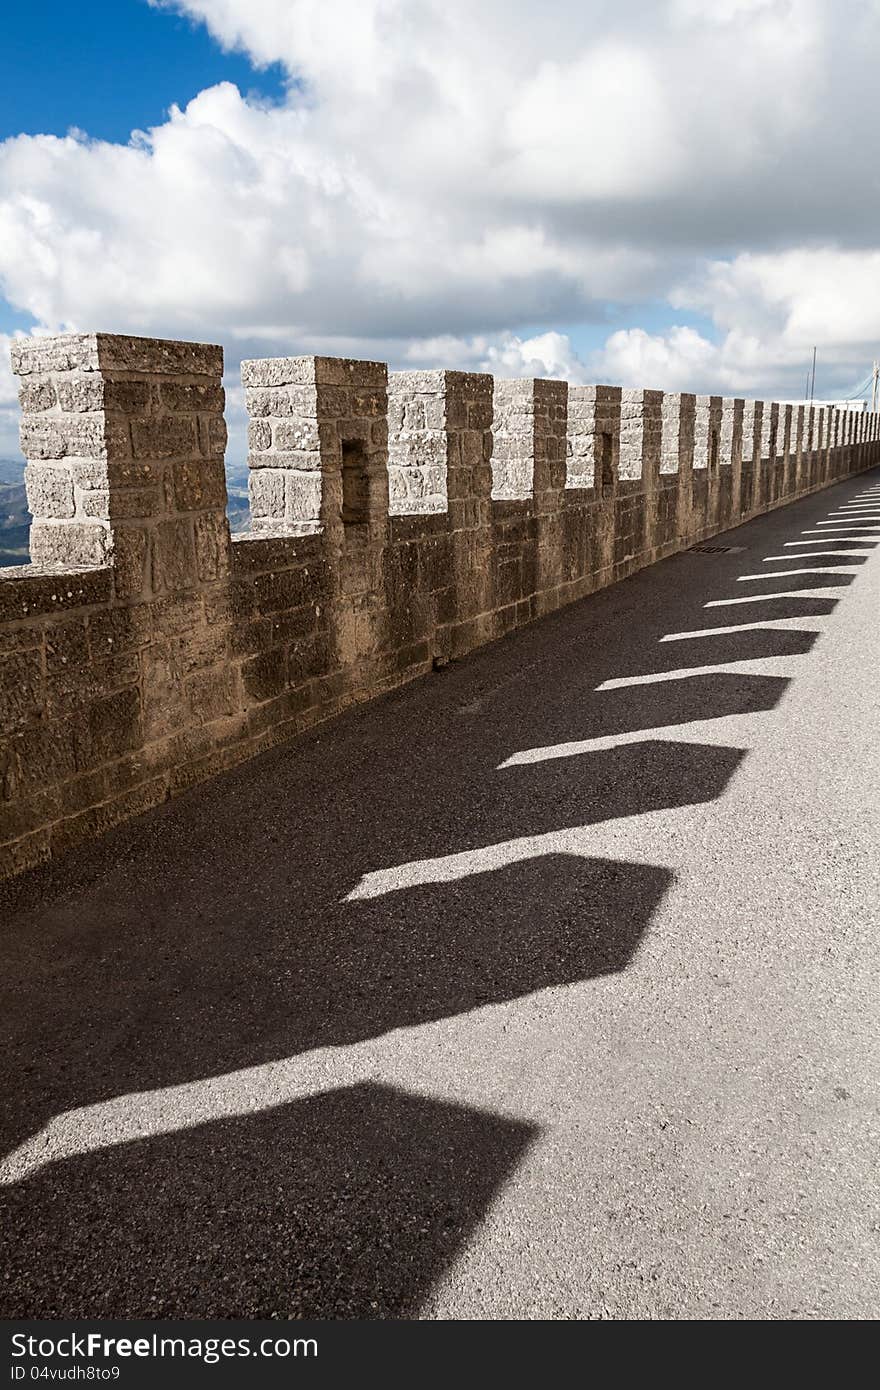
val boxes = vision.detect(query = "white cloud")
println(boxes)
[675,248,880,349]
[0,0,878,430]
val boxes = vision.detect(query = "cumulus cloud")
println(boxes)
[0,0,879,458]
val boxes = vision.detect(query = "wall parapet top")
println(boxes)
[1,331,877,882]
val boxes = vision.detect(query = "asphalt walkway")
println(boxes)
[2,469,879,1319]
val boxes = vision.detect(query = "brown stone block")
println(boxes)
[3,720,77,799]
[104,418,132,460]
[151,517,197,593]
[130,416,198,460]
[0,648,43,731]
[313,357,387,389]
[50,775,169,859]
[168,744,236,795]
[111,524,150,601]
[0,827,51,879]
[0,788,62,841]
[240,646,286,702]
[0,567,112,623]
[200,415,227,460]
[150,592,204,637]
[140,639,185,741]
[46,650,139,714]
[185,667,239,723]
[101,379,153,413]
[45,617,90,673]
[229,614,270,659]
[311,385,349,418]
[159,381,224,414]
[228,576,258,623]
[83,686,142,763]
[288,632,333,684]
[245,685,317,739]
[194,511,231,581]
[241,357,317,389]
[95,335,222,378]
[267,604,320,645]
[57,767,110,817]
[169,457,227,511]
[179,623,229,676]
[351,389,386,417]
[0,623,42,658]
[104,485,163,520]
[230,533,311,574]
[88,604,152,658]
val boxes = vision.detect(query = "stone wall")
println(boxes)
[2,331,877,881]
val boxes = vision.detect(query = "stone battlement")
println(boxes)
[2,331,877,880]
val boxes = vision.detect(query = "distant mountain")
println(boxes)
[0,458,25,487]
[0,458,252,566]
[0,460,29,569]
[226,458,251,533]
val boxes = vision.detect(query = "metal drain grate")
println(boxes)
[690,544,746,555]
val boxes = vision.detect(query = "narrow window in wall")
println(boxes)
[599,431,614,495]
[710,428,719,470]
[341,439,370,525]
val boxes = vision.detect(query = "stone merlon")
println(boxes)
[1,331,878,880]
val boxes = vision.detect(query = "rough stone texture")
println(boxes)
[567,385,621,491]
[387,370,449,515]
[1,333,877,880]
[491,377,567,504]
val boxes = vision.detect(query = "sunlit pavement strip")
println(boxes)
[737,567,859,580]
[343,808,691,903]
[659,618,829,640]
[0,793,705,1183]
[0,1030,539,1188]
[496,711,777,768]
[763,552,868,561]
[704,587,845,605]
[594,656,807,690]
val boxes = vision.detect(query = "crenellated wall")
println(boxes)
[1,331,877,881]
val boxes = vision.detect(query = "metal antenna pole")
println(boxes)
[809,346,817,403]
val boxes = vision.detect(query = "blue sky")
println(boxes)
[0,0,877,466]
[0,0,697,471]
[0,0,698,355]
[0,2,285,144]
[0,0,284,337]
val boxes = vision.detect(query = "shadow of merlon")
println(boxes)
[0,1082,537,1319]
